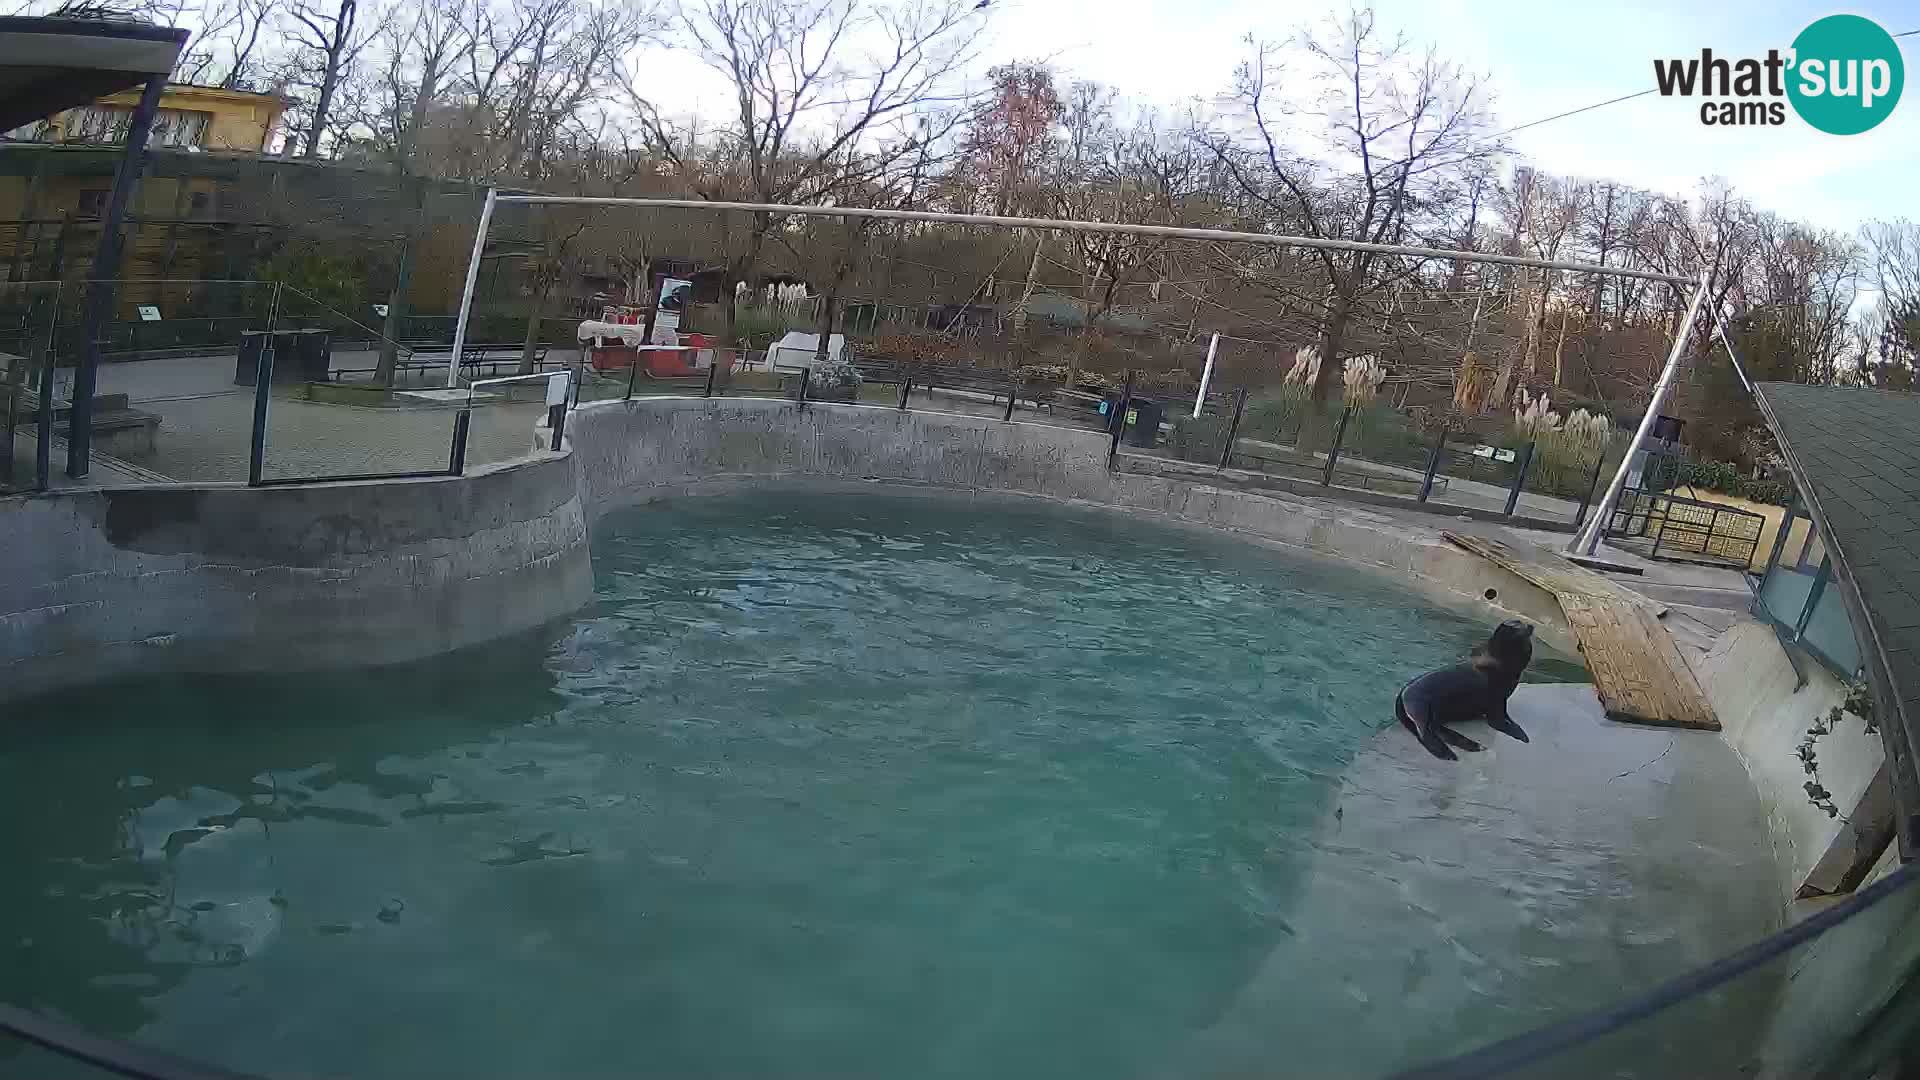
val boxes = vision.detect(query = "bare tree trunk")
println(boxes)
[518,280,548,375]
[1311,291,1352,406]
[1011,240,1043,334]
[813,292,837,365]
[375,233,411,387]
[299,0,358,156]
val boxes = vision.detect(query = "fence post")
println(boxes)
[1321,405,1353,486]
[34,340,55,491]
[797,366,811,405]
[897,372,912,410]
[246,343,274,486]
[1217,386,1248,470]
[546,370,569,451]
[1504,440,1536,517]
[1418,426,1447,503]
[448,408,471,475]
[625,346,640,400]
[703,359,718,398]
[1573,452,1608,529]
[1107,370,1136,467]
[1003,376,1018,422]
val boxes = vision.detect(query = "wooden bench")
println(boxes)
[334,345,553,384]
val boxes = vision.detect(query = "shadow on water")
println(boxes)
[2,490,1685,1080]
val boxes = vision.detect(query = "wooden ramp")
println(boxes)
[1443,531,1719,731]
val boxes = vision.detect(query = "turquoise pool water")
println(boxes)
[1,493,1775,1078]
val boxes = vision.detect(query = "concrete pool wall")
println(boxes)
[563,397,1576,652]
[0,396,1576,707]
[0,453,591,703]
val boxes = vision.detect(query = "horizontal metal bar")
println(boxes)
[251,469,452,487]
[495,195,1691,285]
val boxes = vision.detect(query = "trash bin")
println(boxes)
[1126,397,1163,448]
[292,329,332,382]
[235,329,332,385]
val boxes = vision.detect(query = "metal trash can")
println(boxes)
[1126,397,1163,448]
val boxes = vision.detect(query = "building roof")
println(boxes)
[1758,381,1920,840]
[0,16,187,132]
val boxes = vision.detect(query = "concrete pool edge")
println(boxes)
[0,452,592,703]
[564,397,1579,655]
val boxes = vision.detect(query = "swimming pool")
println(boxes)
[0,492,1779,1078]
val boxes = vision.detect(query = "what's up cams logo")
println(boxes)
[1654,14,1904,134]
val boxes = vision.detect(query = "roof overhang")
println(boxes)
[0,16,188,132]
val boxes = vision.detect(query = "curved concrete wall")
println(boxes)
[565,397,1576,652]
[2,395,1574,706]
[0,453,591,704]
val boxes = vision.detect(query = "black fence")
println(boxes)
[1607,489,1767,570]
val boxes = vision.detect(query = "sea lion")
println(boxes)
[1394,620,1534,761]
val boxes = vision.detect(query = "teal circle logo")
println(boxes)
[1787,14,1904,134]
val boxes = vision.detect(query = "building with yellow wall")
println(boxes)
[9,83,286,153]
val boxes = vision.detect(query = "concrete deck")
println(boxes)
[1171,682,1783,1077]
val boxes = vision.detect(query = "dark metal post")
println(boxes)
[34,341,55,491]
[897,373,912,410]
[1107,370,1136,466]
[1418,426,1447,503]
[703,359,718,398]
[1503,440,1536,517]
[796,367,810,405]
[1321,405,1353,486]
[1003,377,1018,422]
[448,408,471,475]
[70,76,168,478]
[246,343,274,485]
[1216,386,1247,470]
[625,347,641,400]
[547,403,567,450]
[1573,452,1608,528]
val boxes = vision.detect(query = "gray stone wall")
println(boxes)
[0,453,591,704]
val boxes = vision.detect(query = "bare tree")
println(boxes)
[628,0,990,346]
[286,0,385,157]
[1207,9,1504,406]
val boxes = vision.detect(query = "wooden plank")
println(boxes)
[1443,530,1719,731]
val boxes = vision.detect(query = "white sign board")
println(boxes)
[136,305,161,322]
[1471,445,1518,463]
[372,304,390,317]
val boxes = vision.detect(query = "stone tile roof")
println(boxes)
[1759,383,1920,769]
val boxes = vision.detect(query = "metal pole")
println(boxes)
[1217,386,1247,470]
[70,75,168,478]
[1571,268,1712,555]
[1108,370,1136,466]
[494,196,1690,285]
[34,331,54,491]
[1504,441,1536,517]
[1322,405,1353,486]
[625,344,641,400]
[247,340,274,486]
[796,367,810,405]
[898,373,912,410]
[1003,376,1018,422]
[447,187,497,389]
[1193,331,1219,418]
[1419,427,1447,502]
[703,359,718,398]
[448,408,471,475]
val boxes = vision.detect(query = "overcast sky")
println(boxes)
[638,0,1917,235]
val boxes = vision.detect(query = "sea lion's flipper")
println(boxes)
[1435,726,1483,753]
[1487,712,1530,743]
[1399,690,1458,761]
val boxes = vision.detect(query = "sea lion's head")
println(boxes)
[1484,619,1534,671]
